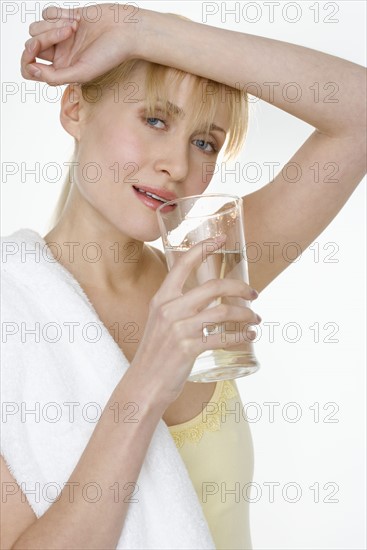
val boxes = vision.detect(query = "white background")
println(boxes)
[1,1,366,549]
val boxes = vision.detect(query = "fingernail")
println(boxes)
[255,314,262,323]
[250,289,259,299]
[27,64,41,77]
[26,40,36,53]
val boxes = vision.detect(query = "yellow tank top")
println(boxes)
[167,379,254,550]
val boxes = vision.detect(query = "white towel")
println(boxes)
[0,228,215,550]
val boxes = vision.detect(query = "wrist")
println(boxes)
[130,7,163,61]
[105,3,149,63]
[116,363,168,419]
[124,8,211,80]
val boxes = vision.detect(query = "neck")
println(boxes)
[43,191,148,294]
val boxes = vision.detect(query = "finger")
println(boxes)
[42,6,81,22]
[162,235,257,300]
[178,277,257,315]
[202,324,258,346]
[34,46,56,63]
[174,305,259,349]
[21,40,40,79]
[25,21,77,66]
[24,58,92,86]
[29,18,77,38]
[198,304,260,347]
[23,60,83,85]
[160,236,227,300]
[23,23,74,60]
[197,303,261,330]
[21,26,75,82]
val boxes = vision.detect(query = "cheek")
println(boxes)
[202,164,216,185]
[72,120,153,229]
[190,159,216,192]
[76,124,145,193]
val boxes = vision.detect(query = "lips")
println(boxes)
[132,186,177,213]
[132,185,177,203]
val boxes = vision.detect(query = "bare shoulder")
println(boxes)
[0,455,37,549]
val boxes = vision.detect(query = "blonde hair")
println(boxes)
[49,55,249,228]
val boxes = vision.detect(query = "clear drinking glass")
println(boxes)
[156,193,260,383]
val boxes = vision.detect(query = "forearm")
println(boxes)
[12,368,165,550]
[136,8,366,137]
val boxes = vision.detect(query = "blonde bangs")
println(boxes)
[49,56,249,228]
[79,57,249,160]
[143,63,248,161]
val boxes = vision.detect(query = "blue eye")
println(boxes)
[194,139,217,154]
[145,117,218,155]
[146,117,165,129]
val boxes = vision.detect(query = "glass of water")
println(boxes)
[156,193,260,383]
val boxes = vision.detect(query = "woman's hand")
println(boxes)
[129,235,261,409]
[21,3,143,85]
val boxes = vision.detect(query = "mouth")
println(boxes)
[132,186,170,203]
[132,185,177,212]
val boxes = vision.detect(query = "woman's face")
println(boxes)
[66,63,230,242]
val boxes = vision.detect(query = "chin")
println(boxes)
[133,228,162,243]
[112,221,162,244]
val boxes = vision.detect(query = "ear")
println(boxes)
[60,84,87,142]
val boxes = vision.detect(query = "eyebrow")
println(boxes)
[138,98,227,135]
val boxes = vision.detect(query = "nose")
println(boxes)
[153,136,190,183]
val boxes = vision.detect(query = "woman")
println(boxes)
[1,3,365,549]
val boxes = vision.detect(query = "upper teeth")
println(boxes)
[137,188,168,203]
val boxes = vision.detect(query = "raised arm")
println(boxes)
[23,4,366,135]
[135,10,366,292]
[22,4,366,292]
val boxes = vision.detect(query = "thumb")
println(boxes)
[25,61,92,86]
